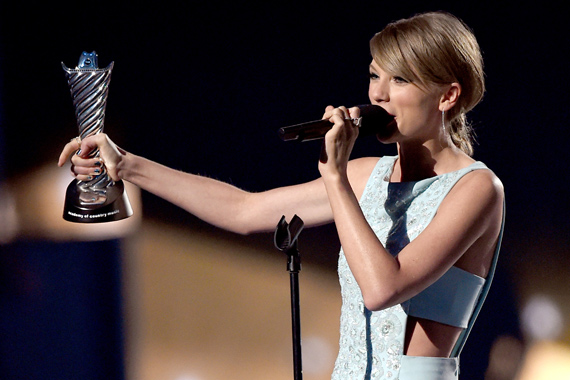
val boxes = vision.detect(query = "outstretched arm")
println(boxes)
[117,152,336,234]
[58,133,338,234]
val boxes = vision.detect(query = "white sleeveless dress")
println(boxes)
[331,156,504,380]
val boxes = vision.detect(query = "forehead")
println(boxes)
[369,60,388,74]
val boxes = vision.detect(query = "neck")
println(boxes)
[393,138,464,182]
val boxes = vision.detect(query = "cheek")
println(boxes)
[396,92,437,116]
[367,85,376,102]
[392,97,437,131]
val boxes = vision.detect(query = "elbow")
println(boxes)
[363,297,390,312]
[214,204,258,236]
[226,214,265,236]
[361,288,399,312]
[222,219,255,235]
[223,195,269,236]
[362,281,410,311]
[234,226,255,236]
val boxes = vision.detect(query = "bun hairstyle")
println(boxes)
[370,12,485,156]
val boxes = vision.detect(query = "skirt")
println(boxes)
[399,355,459,380]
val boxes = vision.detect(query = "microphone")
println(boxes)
[278,105,394,142]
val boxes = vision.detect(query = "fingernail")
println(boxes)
[93,168,101,174]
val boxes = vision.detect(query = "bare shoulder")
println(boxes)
[452,168,504,206]
[444,168,504,276]
[347,157,381,199]
[348,156,381,175]
[440,167,504,228]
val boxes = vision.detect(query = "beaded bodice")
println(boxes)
[331,156,489,380]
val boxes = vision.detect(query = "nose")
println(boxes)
[368,77,389,104]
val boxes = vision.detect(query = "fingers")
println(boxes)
[59,133,124,181]
[348,106,361,119]
[69,156,104,181]
[78,134,108,157]
[324,105,349,120]
[325,106,360,137]
[322,105,335,120]
[322,105,350,123]
[57,135,98,166]
[58,134,111,179]
[323,105,361,124]
[58,137,82,167]
[329,107,350,126]
[318,105,360,171]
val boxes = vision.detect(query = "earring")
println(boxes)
[441,110,446,134]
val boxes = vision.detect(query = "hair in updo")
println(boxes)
[370,11,485,156]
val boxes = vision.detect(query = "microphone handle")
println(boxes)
[278,105,393,142]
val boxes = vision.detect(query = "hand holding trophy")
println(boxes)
[62,51,132,223]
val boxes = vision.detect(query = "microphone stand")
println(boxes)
[274,215,305,380]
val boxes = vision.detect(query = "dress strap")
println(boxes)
[450,199,506,358]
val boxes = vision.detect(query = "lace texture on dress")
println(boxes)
[331,156,487,380]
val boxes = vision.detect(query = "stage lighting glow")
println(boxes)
[518,341,570,380]
[301,335,335,374]
[521,294,564,341]
[175,375,202,380]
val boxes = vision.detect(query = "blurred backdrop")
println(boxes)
[0,1,569,379]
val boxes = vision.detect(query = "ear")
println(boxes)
[439,82,461,112]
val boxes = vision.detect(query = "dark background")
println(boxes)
[1,2,568,232]
[0,1,568,379]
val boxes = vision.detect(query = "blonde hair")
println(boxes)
[370,12,485,156]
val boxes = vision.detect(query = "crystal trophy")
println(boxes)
[62,51,132,223]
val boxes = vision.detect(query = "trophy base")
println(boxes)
[63,179,133,223]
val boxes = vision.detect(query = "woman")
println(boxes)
[59,11,504,379]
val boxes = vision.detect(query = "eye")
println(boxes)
[368,71,379,80]
[392,76,410,84]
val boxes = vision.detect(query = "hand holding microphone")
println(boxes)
[278,105,394,142]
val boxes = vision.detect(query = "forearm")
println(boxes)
[117,152,254,234]
[323,172,401,309]
[317,105,403,309]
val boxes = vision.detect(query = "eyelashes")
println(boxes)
[392,76,410,84]
[368,71,411,84]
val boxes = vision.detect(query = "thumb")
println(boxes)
[77,135,101,158]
